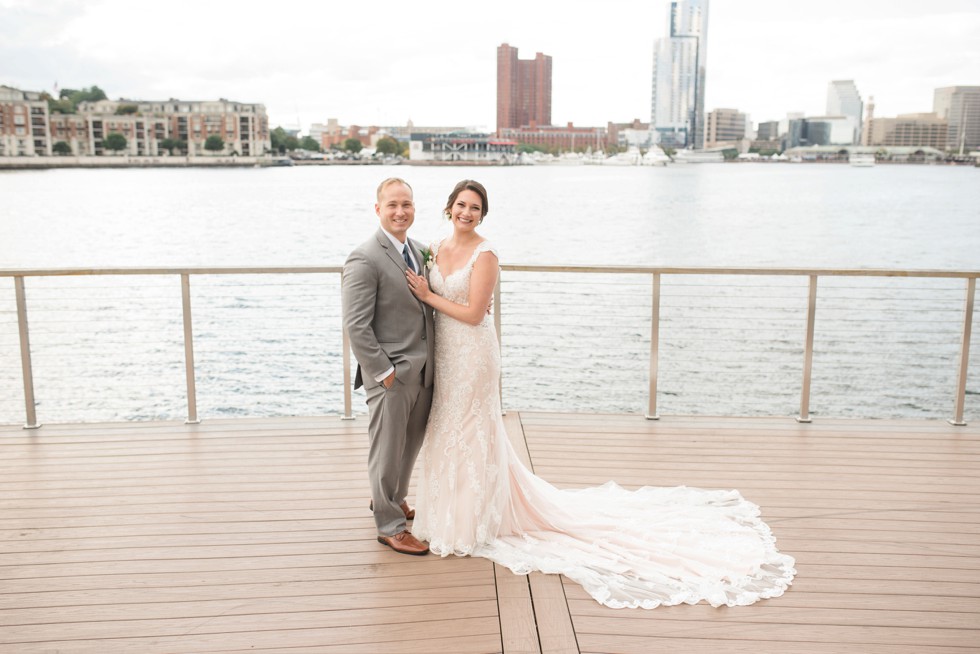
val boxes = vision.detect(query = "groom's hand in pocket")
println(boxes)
[381,370,395,389]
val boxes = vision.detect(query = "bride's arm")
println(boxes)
[406,252,498,326]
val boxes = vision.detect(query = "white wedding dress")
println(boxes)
[413,240,796,609]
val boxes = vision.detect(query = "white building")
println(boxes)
[826,80,863,145]
[651,0,709,149]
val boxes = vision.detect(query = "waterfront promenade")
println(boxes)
[1,411,977,653]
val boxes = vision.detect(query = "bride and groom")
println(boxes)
[342,177,796,609]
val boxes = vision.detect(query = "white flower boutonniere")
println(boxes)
[420,247,434,270]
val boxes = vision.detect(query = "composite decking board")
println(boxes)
[501,410,579,654]
[522,413,980,653]
[1,413,978,653]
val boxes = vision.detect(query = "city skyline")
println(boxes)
[2,0,978,132]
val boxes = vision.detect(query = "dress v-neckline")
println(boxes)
[436,239,484,279]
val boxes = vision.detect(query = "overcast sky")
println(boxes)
[2,0,978,133]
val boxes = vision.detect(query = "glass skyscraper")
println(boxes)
[826,80,864,145]
[651,0,709,149]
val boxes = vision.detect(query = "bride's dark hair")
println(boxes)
[444,179,489,220]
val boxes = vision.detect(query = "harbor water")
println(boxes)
[1,163,978,423]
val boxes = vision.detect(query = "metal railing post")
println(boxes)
[797,275,818,423]
[949,277,975,426]
[646,273,661,420]
[180,274,200,424]
[495,270,504,414]
[14,277,40,429]
[341,271,354,420]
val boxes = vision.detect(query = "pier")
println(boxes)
[1,412,978,652]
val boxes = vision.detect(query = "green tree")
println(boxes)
[41,92,75,114]
[204,135,225,153]
[284,135,301,151]
[270,126,286,153]
[52,141,72,155]
[61,86,108,106]
[46,85,108,113]
[300,136,321,151]
[103,132,127,153]
[343,138,363,153]
[722,148,739,161]
[115,104,139,115]
[375,136,401,156]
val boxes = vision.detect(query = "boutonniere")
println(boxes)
[420,247,434,270]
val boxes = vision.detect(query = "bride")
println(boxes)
[404,179,796,609]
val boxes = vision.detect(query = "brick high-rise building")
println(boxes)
[496,43,552,133]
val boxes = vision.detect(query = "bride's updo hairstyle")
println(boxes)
[444,179,489,223]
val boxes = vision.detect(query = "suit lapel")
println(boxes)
[376,229,406,272]
[376,229,425,308]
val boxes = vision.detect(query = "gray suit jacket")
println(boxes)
[342,229,435,390]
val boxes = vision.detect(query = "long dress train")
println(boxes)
[413,240,796,609]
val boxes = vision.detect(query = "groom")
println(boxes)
[342,177,435,556]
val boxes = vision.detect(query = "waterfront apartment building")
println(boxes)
[705,108,746,148]
[933,86,980,153]
[0,85,51,156]
[827,80,863,145]
[865,113,948,149]
[75,98,270,156]
[651,0,709,149]
[0,86,270,157]
[496,43,552,133]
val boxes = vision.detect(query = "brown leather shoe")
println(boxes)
[369,500,415,520]
[377,530,429,556]
[400,501,416,520]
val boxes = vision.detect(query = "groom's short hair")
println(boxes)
[376,177,412,201]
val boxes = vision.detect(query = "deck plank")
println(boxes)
[1,413,978,653]
[518,412,980,654]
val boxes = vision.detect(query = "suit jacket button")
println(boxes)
[421,335,426,340]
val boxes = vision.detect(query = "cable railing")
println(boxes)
[1,265,976,428]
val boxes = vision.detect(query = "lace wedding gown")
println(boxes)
[413,240,796,609]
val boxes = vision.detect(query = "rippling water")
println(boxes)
[1,163,978,424]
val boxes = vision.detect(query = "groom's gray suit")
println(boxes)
[342,228,435,537]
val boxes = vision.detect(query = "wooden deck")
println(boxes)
[1,412,978,654]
